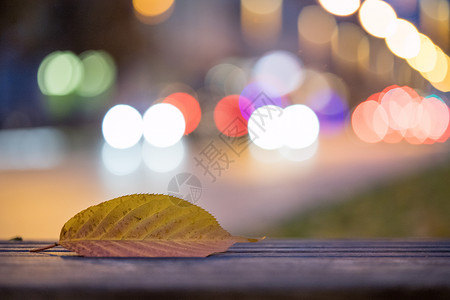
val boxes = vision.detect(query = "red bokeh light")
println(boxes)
[163,92,201,135]
[214,95,250,137]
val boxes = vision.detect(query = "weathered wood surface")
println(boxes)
[1,239,450,299]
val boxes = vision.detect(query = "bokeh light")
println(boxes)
[318,0,360,16]
[378,85,400,103]
[241,0,281,14]
[420,0,449,21]
[241,0,282,45]
[421,96,450,140]
[406,34,437,73]
[357,0,450,91]
[297,5,337,45]
[385,19,420,59]
[252,50,304,97]
[332,22,366,64]
[291,70,349,136]
[421,47,448,83]
[37,51,83,96]
[281,105,320,149]
[383,128,404,144]
[352,87,450,144]
[143,103,185,148]
[162,92,201,135]
[358,0,397,38]
[133,0,175,24]
[357,36,370,70]
[101,142,142,176]
[214,95,249,137]
[77,50,116,97]
[351,100,389,144]
[102,104,143,149]
[429,55,450,92]
[142,140,184,173]
[247,103,320,151]
[420,0,450,50]
[133,0,174,16]
[380,86,420,131]
[436,106,450,143]
[248,105,285,150]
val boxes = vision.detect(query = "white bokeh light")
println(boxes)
[143,103,185,148]
[386,19,421,59]
[359,0,397,38]
[319,0,360,16]
[248,104,321,151]
[252,51,304,97]
[282,105,320,149]
[407,34,438,73]
[142,140,185,173]
[248,105,285,150]
[102,104,143,149]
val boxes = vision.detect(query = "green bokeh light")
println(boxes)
[37,51,83,96]
[77,50,116,97]
[37,50,117,120]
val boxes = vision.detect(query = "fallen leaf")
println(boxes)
[42,194,258,257]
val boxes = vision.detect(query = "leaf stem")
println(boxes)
[30,243,58,253]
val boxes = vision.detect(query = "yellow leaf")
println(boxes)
[56,194,257,257]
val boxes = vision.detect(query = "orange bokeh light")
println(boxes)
[162,92,201,135]
[214,95,250,137]
[132,0,174,25]
[133,0,174,16]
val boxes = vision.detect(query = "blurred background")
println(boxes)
[0,0,449,240]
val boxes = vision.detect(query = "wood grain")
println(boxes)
[1,239,450,299]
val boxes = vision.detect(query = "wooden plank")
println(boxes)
[0,239,449,299]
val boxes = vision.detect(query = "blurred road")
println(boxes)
[0,128,448,239]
